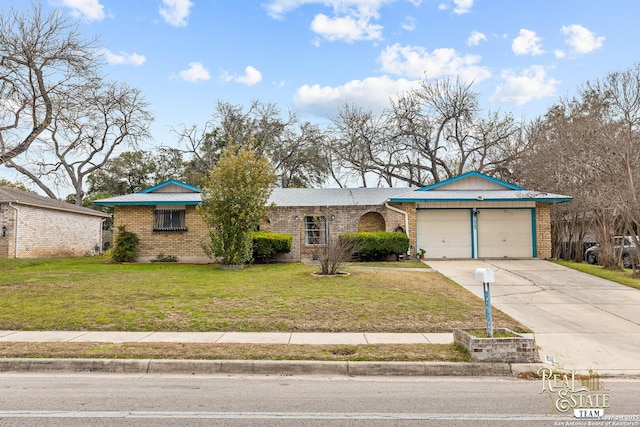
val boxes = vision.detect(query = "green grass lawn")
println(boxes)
[0,256,526,361]
[0,256,524,333]
[552,260,640,290]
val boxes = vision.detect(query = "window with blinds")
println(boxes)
[154,209,186,231]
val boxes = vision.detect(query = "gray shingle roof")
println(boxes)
[0,186,110,217]
[268,187,413,206]
[389,189,572,203]
[93,192,202,206]
[94,187,414,207]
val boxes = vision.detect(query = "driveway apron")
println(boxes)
[428,259,640,375]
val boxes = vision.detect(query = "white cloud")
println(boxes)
[222,66,263,86]
[554,49,566,59]
[159,0,194,27]
[453,0,473,14]
[264,0,394,42]
[467,31,486,46]
[61,0,105,21]
[101,49,146,66]
[294,75,417,117]
[561,24,605,54]
[401,16,416,31]
[512,29,544,55]
[311,13,383,42]
[378,43,491,83]
[489,66,559,105]
[178,62,210,83]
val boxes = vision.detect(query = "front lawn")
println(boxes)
[0,256,525,333]
[552,260,640,290]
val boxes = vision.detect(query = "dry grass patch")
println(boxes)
[0,342,471,362]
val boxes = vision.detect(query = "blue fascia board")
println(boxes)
[139,179,201,194]
[389,197,573,203]
[93,200,201,206]
[416,171,525,192]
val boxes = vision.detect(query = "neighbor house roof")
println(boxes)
[388,171,572,203]
[0,186,110,217]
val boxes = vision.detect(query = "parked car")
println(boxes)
[584,236,639,268]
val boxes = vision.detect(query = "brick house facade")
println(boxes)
[96,173,571,262]
[0,186,109,259]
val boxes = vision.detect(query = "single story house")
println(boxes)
[94,172,572,262]
[0,186,110,258]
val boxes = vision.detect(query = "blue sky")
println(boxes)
[3,0,640,185]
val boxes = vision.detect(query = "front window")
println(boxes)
[305,215,328,245]
[154,209,186,231]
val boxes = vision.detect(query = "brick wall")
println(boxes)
[113,205,210,262]
[536,203,552,259]
[263,205,409,261]
[112,201,554,262]
[0,204,104,258]
[357,212,386,232]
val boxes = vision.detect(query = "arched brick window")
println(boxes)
[357,212,385,232]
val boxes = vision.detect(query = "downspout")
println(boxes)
[385,202,410,255]
[8,202,19,259]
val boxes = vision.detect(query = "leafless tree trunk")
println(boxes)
[5,81,152,204]
[0,3,99,165]
[329,77,521,187]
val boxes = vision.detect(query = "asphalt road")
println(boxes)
[1,374,639,426]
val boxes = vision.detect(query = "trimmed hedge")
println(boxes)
[340,231,410,261]
[251,231,292,262]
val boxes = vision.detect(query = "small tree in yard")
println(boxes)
[198,146,275,267]
[111,226,139,263]
[315,231,359,275]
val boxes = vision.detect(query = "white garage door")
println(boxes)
[417,210,472,258]
[477,209,533,258]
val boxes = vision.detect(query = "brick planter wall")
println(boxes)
[454,328,539,363]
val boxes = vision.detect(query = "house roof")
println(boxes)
[268,187,413,207]
[94,173,573,208]
[0,186,111,217]
[94,179,202,206]
[94,184,412,207]
[389,189,573,203]
[388,172,572,203]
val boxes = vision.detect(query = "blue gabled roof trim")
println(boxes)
[139,179,201,194]
[93,200,201,207]
[416,171,525,191]
[388,196,573,203]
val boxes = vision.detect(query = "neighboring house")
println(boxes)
[94,172,572,262]
[0,186,110,259]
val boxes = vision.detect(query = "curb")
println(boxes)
[0,358,547,377]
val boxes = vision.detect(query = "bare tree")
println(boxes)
[5,81,152,204]
[513,64,640,270]
[0,3,99,165]
[329,77,521,188]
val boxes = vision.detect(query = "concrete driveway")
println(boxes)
[428,259,640,375]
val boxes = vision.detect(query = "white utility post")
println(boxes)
[475,268,495,338]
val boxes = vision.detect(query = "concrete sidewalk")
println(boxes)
[3,331,534,377]
[0,331,453,345]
